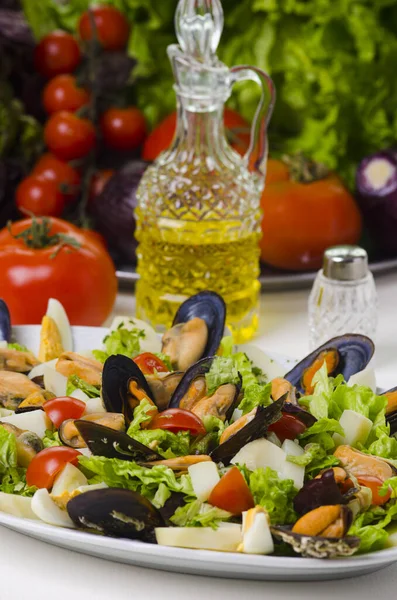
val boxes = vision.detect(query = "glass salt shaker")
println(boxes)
[308,245,378,349]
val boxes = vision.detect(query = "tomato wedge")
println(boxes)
[267,413,307,443]
[208,467,255,515]
[133,352,168,375]
[43,396,86,428]
[148,408,206,436]
[26,447,81,489]
[357,476,391,506]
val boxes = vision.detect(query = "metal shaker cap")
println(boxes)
[323,245,368,281]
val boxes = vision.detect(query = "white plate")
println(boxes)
[0,325,395,581]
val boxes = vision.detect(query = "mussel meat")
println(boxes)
[0,423,43,467]
[0,300,11,343]
[102,354,157,422]
[60,413,125,448]
[334,445,396,482]
[285,335,374,395]
[67,488,163,540]
[0,372,45,410]
[271,378,296,403]
[74,420,162,462]
[210,396,285,465]
[271,505,360,558]
[384,386,397,434]
[56,352,103,386]
[15,390,52,413]
[0,348,39,374]
[146,371,184,412]
[142,455,211,472]
[162,291,225,371]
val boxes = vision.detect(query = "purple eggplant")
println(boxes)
[356,149,397,254]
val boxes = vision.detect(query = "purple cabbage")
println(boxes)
[293,469,347,516]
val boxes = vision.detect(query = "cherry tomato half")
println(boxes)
[78,6,130,51]
[357,476,391,506]
[43,396,86,429]
[100,107,146,151]
[44,111,96,161]
[133,352,168,375]
[267,413,307,443]
[26,447,81,489]
[148,408,206,436]
[32,153,81,202]
[34,31,81,79]
[43,74,90,115]
[208,467,255,515]
[16,175,65,217]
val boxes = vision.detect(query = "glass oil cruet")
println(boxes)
[135,0,275,342]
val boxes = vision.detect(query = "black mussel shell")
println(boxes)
[293,469,347,516]
[157,492,186,526]
[172,291,226,358]
[285,335,374,394]
[102,354,155,420]
[0,299,11,343]
[74,420,162,462]
[270,525,360,559]
[30,375,45,388]
[210,396,286,465]
[168,356,215,409]
[15,406,44,414]
[282,403,317,427]
[67,488,163,540]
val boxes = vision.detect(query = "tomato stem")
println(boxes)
[7,216,81,256]
[282,152,329,183]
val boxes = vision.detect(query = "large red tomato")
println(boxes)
[0,218,117,325]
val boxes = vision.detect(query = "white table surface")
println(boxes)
[1,272,397,599]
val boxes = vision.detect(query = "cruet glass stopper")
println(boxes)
[175,0,224,63]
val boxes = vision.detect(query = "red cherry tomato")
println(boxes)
[267,413,307,443]
[44,111,96,161]
[78,6,130,51]
[148,408,206,436]
[34,31,81,79]
[32,153,81,202]
[26,447,81,489]
[16,175,65,217]
[208,467,255,515]
[43,75,90,115]
[88,169,114,204]
[43,396,86,429]
[100,107,146,151]
[357,476,391,506]
[133,352,168,375]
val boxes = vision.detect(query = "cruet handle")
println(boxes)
[229,65,276,180]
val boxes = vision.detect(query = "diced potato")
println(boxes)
[69,388,90,403]
[188,461,220,502]
[43,367,67,397]
[334,409,373,447]
[28,359,58,380]
[155,524,242,552]
[83,397,106,415]
[0,410,50,438]
[231,438,287,473]
[282,439,304,457]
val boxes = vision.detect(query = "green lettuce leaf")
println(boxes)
[237,382,272,415]
[246,466,297,524]
[42,430,62,448]
[154,353,173,372]
[349,503,397,553]
[202,415,225,435]
[0,426,36,496]
[170,499,232,529]
[79,455,194,508]
[66,375,100,398]
[93,322,145,363]
[205,357,240,396]
[287,442,340,478]
[127,398,154,433]
[7,343,29,352]
[0,425,17,473]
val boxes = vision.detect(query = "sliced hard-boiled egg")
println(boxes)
[51,463,88,498]
[46,298,73,352]
[239,506,274,554]
[32,488,75,527]
[0,410,51,438]
[188,461,220,502]
[0,492,38,519]
[43,367,67,397]
[333,409,373,447]
[155,523,242,552]
[109,316,161,354]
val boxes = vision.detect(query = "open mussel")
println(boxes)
[168,357,240,422]
[67,488,163,540]
[146,371,184,411]
[271,505,360,558]
[74,420,162,462]
[210,396,285,465]
[56,352,103,387]
[162,291,226,371]
[0,300,11,343]
[0,423,43,467]
[384,386,397,434]
[285,335,374,395]
[102,354,156,423]
[0,372,48,411]
[0,348,39,374]
[60,413,125,448]
[293,469,349,517]
[334,445,396,482]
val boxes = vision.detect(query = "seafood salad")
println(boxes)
[0,293,397,560]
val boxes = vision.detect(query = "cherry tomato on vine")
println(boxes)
[43,396,86,429]
[78,6,130,50]
[34,31,81,79]
[267,413,307,443]
[208,467,255,515]
[16,175,65,217]
[26,447,81,489]
[43,74,90,115]
[44,111,96,161]
[100,107,146,151]
[133,353,168,375]
[32,153,81,202]
[148,409,206,436]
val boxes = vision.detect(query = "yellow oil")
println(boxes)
[135,219,261,343]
